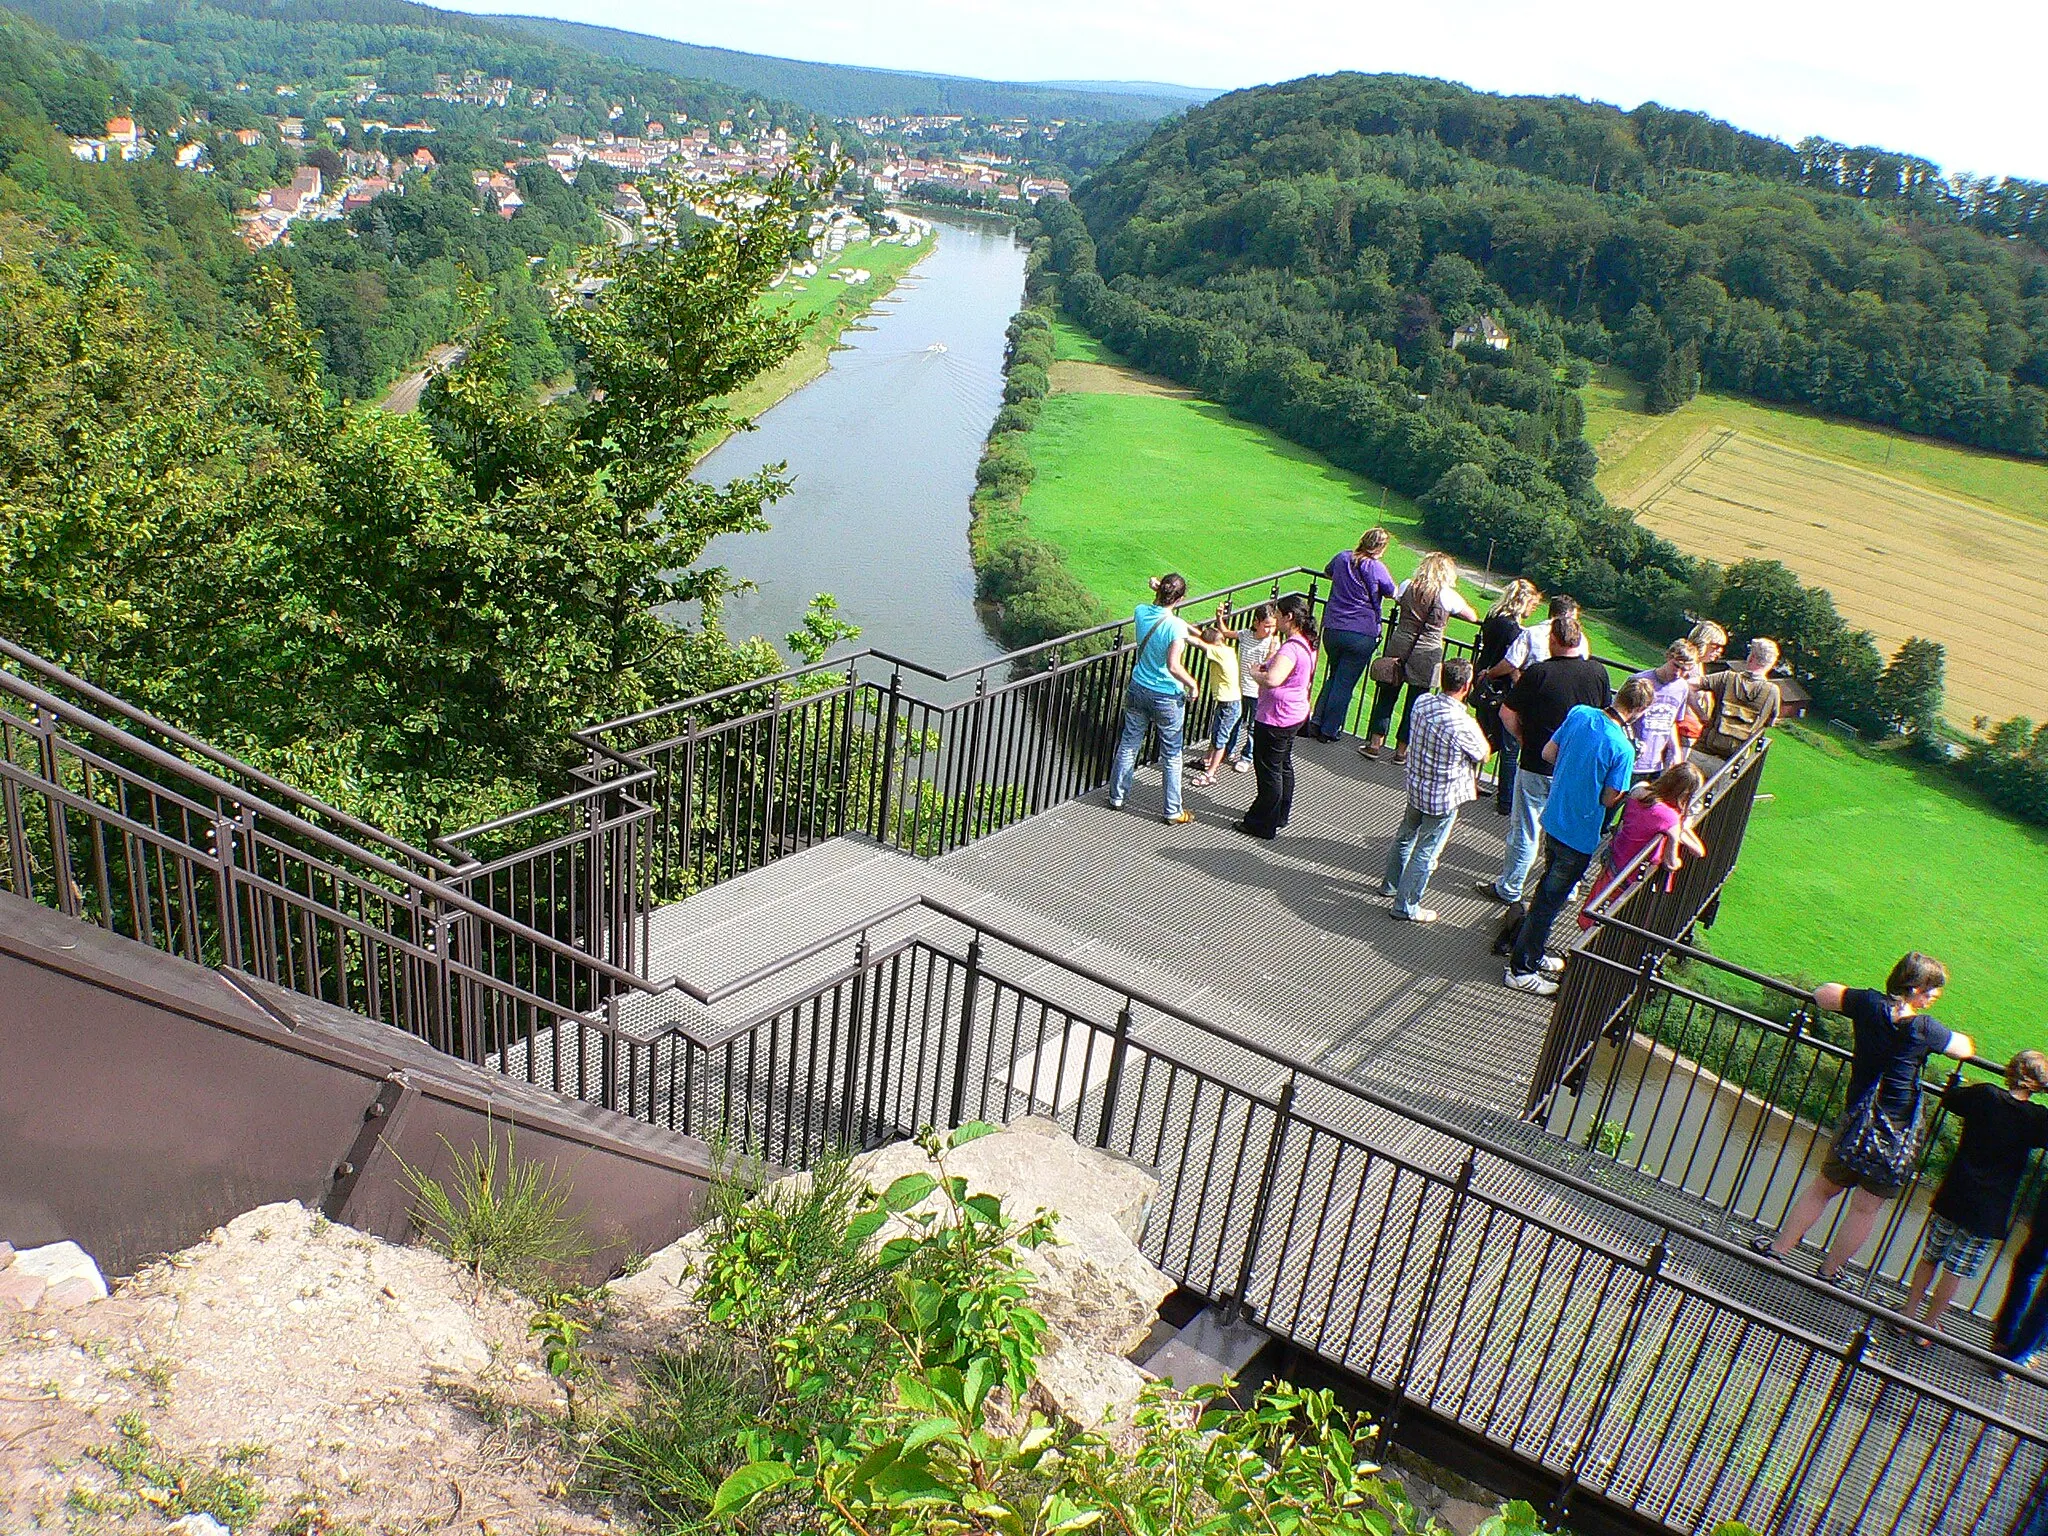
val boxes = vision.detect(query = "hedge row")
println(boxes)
[965,220,1111,651]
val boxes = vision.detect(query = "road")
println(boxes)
[377,344,465,414]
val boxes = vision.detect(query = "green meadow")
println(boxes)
[1015,323,2048,1043]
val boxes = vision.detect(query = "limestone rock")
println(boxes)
[10,1241,107,1302]
[0,1271,45,1311]
[167,1516,231,1536]
[852,1119,1172,1428]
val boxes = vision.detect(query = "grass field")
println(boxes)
[1588,367,2048,727]
[1708,724,2048,1063]
[1025,322,1650,659]
[1017,329,2048,1050]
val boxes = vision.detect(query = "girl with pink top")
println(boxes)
[1236,594,1318,840]
[1580,761,1705,928]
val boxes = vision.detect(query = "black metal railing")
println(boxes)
[475,891,2048,1536]
[1538,903,2034,1326]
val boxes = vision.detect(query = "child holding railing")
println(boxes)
[1578,761,1705,930]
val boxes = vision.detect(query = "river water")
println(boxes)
[693,216,1026,674]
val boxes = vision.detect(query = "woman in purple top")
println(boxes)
[1236,595,1318,840]
[1305,529,1397,741]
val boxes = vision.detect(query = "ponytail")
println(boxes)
[1276,593,1318,650]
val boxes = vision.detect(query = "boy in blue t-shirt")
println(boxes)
[1506,679,1653,995]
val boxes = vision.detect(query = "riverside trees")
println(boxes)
[0,162,828,840]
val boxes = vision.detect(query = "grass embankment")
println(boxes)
[1022,321,1648,659]
[1708,723,2048,1062]
[1013,323,2048,1050]
[704,233,934,449]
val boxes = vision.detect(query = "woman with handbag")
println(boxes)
[1473,580,1541,809]
[1361,554,1478,763]
[1754,954,1975,1288]
[1304,529,1398,741]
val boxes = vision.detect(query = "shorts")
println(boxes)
[1921,1213,1996,1279]
[1211,697,1245,752]
[1820,1144,1908,1200]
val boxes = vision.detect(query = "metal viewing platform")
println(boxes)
[3,570,2043,1536]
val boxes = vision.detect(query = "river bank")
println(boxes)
[693,215,1026,670]
[696,228,938,461]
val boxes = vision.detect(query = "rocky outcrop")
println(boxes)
[0,1239,108,1314]
[614,1119,1175,1430]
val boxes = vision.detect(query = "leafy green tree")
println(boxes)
[1875,636,1947,740]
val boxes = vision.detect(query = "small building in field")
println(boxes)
[1451,314,1511,351]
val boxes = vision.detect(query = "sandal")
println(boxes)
[1188,771,1217,787]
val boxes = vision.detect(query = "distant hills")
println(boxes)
[482,14,1215,121]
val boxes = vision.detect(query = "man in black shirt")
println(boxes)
[1480,614,1613,903]
[1907,1052,2048,1340]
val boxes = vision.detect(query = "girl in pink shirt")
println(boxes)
[1581,762,1706,927]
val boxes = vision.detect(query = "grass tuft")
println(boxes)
[398,1126,593,1299]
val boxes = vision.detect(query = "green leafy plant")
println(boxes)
[75,1413,265,1529]
[397,1125,593,1298]
[529,1290,599,1426]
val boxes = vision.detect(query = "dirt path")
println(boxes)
[1048,359,1197,398]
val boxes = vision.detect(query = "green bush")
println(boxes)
[1004,362,1050,403]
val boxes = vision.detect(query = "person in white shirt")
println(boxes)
[1497,594,1592,678]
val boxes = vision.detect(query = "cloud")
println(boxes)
[452,0,2048,178]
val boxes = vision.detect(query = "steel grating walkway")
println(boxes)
[491,742,2046,1534]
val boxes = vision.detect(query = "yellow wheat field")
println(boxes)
[1628,429,2046,728]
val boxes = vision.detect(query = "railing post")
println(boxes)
[839,929,872,1147]
[1030,649,1064,816]
[953,674,989,852]
[1773,1316,1876,1536]
[758,680,783,871]
[874,670,903,846]
[33,705,80,917]
[1558,1235,1669,1517]
[601,993,620,1112]
[1388,1145,1477,1433]
[1221,1071,1297,1326]
[1727,1002,1811,1230]
[948,932,984,1128]
[1095,999,1133,1150]
[211,808,242,973]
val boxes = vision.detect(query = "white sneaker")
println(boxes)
[1538,955,1566,976]
[1505,969,1560,997]
[1232,759,1252,773]
[1394,908,1439,923]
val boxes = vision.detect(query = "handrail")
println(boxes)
[0,636,461,877]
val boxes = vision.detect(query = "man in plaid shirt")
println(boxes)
[1380,659,1490,922]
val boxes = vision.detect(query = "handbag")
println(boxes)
[1832,1081,1923,1186]
[1368,627,1416,688]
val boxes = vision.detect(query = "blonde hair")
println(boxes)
[1489,578,1542,623]
[1688,621,1728,654]
[1356,528,1391,558]
[1410,553,1458,604]
[2010,1051,2048,1094]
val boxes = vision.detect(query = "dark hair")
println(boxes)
[1887,952,1947,998]
[1439,658,1474,695]
[1547,594,1579,619]
[1551,613,1584,653]
[1274,593,1318,648]
[1151,572,1188,606]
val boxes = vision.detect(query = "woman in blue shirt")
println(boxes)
[1305,529,1397,741]
[1108,573,1202,824]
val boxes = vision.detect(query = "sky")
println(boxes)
[448,0,2048,182]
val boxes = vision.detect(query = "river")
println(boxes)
[692,215,1027,674]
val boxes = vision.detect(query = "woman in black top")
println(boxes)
[1753,954,1975,1286]
[1472,580,1539,813]
[1902,1051,2048,1339]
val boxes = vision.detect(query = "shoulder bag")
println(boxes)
[1369,591,1422,688]
[1832,1081,1924,1186]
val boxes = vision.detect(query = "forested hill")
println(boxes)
[6,0,817,132]
[1075,73,2048,458]
[482,15,1208,123]
[1036,72,2048,740]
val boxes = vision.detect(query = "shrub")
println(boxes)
[1003,362,1049,402]
[399,1126,592,1297]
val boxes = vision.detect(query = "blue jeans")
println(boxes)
[1311,627,1378,737]
[1511,840,1594,977]
[1996,1218,2048,1363]
[1368,677,1426,745]
[1494,730,1519,809]
[1110,686,1185,817]
[1211,697,1245,754]
[1383,802,1457,917]
[1495,768,1552,900]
